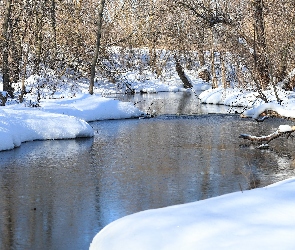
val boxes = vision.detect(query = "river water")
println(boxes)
[0,92,295,250]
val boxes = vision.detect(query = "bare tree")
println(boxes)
[89,0,106,95]
[2,0,13,99]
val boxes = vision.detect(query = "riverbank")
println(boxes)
[90,177,295,250]
[198,87,295,120]
[0,94,144,151]
[87,83,295,250]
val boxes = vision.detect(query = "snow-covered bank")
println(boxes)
[90,177,295,250]
[39,94,144,121]
[0,94,144,151]
[94,70,211,94]
[242,103,295,119]
[199,87,295,119]
[0,108,93,151]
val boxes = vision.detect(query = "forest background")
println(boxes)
[1,0,295,105]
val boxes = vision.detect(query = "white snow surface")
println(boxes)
[199,87,295,119]
[39,94,144,121]
[1,66,295,249]
[242,103,295,119]
[0,94,144,151]
[90,177,295,250]
[0,107,93,151]
[278,125,294,132]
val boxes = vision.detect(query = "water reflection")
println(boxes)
[0,139,97,250]
[0,94,295,250]
[117,91,243,115]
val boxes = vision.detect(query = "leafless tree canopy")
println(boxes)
[1,0,295,97]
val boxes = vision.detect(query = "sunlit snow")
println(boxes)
[90,178,295,250]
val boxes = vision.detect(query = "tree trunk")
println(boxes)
[50,0,57,63]
[89,0,106,95]
[20,46,29,103]
[277,46,288,82]
[210,28,218,89]
[253,0,270,90]
[175,56,193,89]
[211,50,218,88]
[221,52,228,88]
[34,12,43,74]
[197,27,205,67]
[2,0,13,99]
[198,50,205,67]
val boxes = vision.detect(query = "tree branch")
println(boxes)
[175,1,231,27]
[239,125,295,144]
[174,1,212,25]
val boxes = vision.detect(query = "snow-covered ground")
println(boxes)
[90,177,295,250]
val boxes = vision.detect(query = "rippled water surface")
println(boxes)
[1,92,295,250]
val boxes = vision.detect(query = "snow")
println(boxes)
[278,125,294,132]
[0,108,93,151]
[88,82,295,250]
[199,87,295,119]
[90,177,295,250]
[0,94,144,151]
[0,67,211,151]
[39,94,144,121]
[242,102,295,119]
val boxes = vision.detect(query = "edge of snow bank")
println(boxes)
[90,177,295,250]
[0,108,94,151]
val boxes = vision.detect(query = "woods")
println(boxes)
[0,0,295,102]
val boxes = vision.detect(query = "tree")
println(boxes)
[89,0,106,95]
[252,0,270,90]
[2,0,14,98]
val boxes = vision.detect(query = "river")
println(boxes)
[0,92,295,250]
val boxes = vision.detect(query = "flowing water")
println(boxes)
[1,92,295,250]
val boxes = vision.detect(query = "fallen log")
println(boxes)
[239,125,295,144]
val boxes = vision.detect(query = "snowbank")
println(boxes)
[0,108,93,151]
[90,177,295,250]
[199,87,262,107]
[0,94,144,151]
[199,87,295,119]
[242,103,295,119]
[40,94,144,121]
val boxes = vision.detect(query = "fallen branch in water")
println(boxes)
[239,125,295,145]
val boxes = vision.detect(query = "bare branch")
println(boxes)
[239,126,295,144]
[174,1,212,25]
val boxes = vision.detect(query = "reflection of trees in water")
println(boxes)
[0,173,14,250]
[177,91,193,114]
[0,139,95,249]
[238,141,295,190]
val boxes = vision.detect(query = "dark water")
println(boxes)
[1,92,295,250]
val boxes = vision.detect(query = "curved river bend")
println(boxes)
[0,92,295,250]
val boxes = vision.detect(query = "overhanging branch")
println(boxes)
[239,125,295,144]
